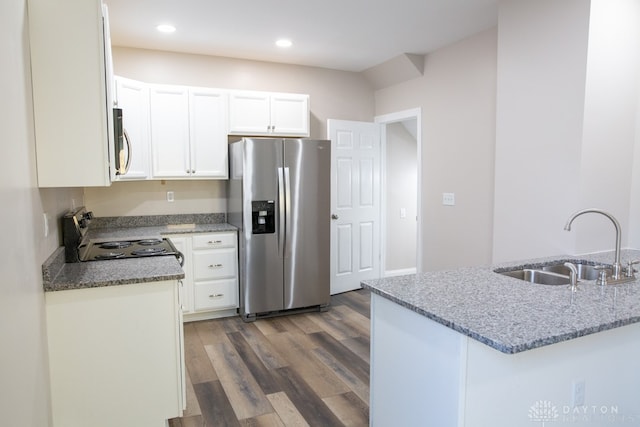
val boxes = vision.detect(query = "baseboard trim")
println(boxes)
[384,268,417,278]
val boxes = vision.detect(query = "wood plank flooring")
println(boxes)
[169,288,371,427]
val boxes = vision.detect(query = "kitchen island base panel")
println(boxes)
[370,293,640,426]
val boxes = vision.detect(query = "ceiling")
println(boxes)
[104,0,499,73]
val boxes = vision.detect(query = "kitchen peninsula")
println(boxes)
[362,250,640,426]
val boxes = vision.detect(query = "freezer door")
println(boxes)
[283,139,331,309]
[241,138,285,315]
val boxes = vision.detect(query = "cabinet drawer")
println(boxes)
[194,279,238,311]
[193,248,237,280]
[192,232,236,249]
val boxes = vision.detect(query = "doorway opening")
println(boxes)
[376,108,422,276]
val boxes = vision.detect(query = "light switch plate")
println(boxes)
[442,192,455,206]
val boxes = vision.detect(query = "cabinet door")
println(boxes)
[270,93,310,136]
[45,281,183,426]
[193,248,238,280]
[192,232,237,249]
[150,85,190,178]
[189,89,228,178]
[29,0,113,187]
[193,279,238,311]
[228,91,271,135]
[115,76,151,180]
[169,236,193,313]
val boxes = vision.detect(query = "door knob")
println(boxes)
[331,214,339,220]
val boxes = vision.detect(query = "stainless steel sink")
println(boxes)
[495,260,612,285]
[540,262,609,280]
[498,269,571,285]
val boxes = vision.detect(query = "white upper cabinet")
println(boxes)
[229,91,310,137]
[149,85,191,178]
[114,76,151,180]
[189,89,229,178]
[270,93,311,136]
[29,0,114,187]
[150,85,228,179]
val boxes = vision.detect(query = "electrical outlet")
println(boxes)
[167,191,175,202]
[571,380,585,406]
[442,192,455,206]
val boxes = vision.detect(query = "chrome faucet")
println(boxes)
[564,208,623,280]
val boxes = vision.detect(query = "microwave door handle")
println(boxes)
[122,128,132,174]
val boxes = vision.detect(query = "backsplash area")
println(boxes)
[90,213,226,228]
[83,180,226,217]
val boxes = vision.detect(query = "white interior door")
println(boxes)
[328,119,382,294]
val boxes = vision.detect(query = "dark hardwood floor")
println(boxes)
[169,288,371,427]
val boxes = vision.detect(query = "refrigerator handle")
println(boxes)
[283,167,292,258]
[277,167,286,258]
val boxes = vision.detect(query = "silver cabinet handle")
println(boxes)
[208,263,223,268]
[331,214,339,220]
[208,293,224,298]
[208,240,223,244]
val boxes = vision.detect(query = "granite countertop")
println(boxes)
[42,213,237,292]
[42,247,185,292]
[362,249,640,354]
[86,222,237,241]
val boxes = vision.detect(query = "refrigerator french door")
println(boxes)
[227,137,331,320]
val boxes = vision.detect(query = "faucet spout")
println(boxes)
[564,208,622,278]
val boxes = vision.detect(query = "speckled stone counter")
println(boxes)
[42,247,185,291]
[86,222,237,241]
[362,249,640,354]
[43,213,237,292]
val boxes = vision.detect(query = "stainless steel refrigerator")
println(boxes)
[227,137,331,320]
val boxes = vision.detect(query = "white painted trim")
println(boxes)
[375,107,423,274]
[384,268,417,277]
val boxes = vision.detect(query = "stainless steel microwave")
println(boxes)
[113,107,130,175]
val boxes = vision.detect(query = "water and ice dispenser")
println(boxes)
[251,200,275,234]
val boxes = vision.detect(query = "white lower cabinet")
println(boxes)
[194,279,238,311]
[170,231,239,321]
[45,280,184,427]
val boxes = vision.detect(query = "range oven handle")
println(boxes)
[175,251,184,267]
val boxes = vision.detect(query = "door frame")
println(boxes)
[375,108,423,275]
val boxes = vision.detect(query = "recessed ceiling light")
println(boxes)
[156,24,176,34]
[276,39,292,48]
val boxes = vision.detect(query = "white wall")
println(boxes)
[85,180,225,217]
[375,29,498,271]
[577,0,640,254]
[84,47,375,217]
[630,83,640,247]
[112,47,374,139]
[385,122,417,272]
[493,0,640,263]
[0,0,84,425]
